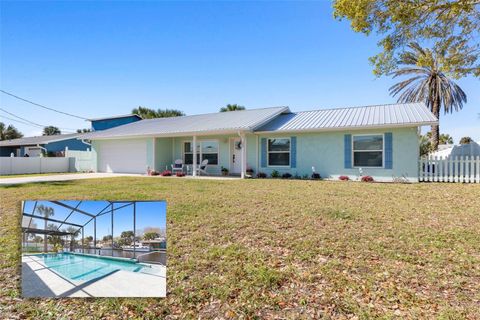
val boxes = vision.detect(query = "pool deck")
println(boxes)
[22,255,166,297]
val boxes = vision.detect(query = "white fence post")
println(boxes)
[418,155,479,184]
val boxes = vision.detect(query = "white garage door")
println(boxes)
[98,139,147,174]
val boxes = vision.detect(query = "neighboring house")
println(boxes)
[429,141,480,159]
[0,133,89,157]
[80,103,437,182]
[88,114,142,131]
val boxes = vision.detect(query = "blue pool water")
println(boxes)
[40,253,145,282]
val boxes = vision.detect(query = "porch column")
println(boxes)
[192,135,197,177]
[241,133,247,179]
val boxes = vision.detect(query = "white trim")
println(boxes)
[352,133,385,168]
[266,137,291,168]
[254,122,435,134]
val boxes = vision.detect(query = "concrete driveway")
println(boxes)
[0,173,142,185]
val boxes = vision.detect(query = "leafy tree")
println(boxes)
[120,230,134,245]
[459,136,473,144]
[43,126,61,136]
[333,0,480,77]
[36,205,54,252]
[143,231,160,240]
[103,235,113,242]
[420,132,455,156]
[220,104,246,112]
[0,122,23,140]
[131,106,185,119]
[76,128,91,133]
[389,43,466,150]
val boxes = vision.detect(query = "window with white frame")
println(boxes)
[184,141,219,165]
[267,138,290,166]
[353,134,383,167]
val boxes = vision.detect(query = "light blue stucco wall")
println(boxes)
[255,127,420,181]
[155,138,173,171]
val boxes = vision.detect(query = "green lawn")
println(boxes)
[1,178,479,319]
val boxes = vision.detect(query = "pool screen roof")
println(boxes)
[21,200,135,235]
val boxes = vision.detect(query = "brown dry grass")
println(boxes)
[1,177,479,319]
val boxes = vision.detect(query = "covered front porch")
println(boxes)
[150,133,258,178]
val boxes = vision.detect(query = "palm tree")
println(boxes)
[389,42,467,151]
[459,136,473,145]
[36,205,54,252]
[64,226,80,252]
[220,104,245,112]
[42,126,61,136]
[0,122,23,140]
[131,106,185,119]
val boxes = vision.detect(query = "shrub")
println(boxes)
[246,167,254,174]
[175,172,185,177]
[311,173,321,179]
[302,174,309,179]
[271,170,280,178]
[160,170,172,176]
[361,175,374,182]
[281,173,292,179]
[256,172,267,178]
[339,175,350,181]
[150,170,160,176]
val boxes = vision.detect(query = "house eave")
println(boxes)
[253,122,438,134]
[83,128,253,141]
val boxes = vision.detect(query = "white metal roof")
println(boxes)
[0,133,82,147]
[255,102,437,132]
[81,107,289,139]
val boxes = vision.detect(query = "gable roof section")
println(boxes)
[255,102,437,133]
[0,133,82,147]
[80,107,289,139]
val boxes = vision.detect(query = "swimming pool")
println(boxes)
[39,253,146,282]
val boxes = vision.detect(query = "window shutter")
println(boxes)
[384,132,393,169]
[290,136,297,168]
[261,138,267,167]
[344,134,352,169]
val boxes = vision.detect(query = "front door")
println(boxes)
[230,138,242,174]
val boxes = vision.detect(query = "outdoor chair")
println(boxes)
[197,159,209,175]
[171,159,184,174]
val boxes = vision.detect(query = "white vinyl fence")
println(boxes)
[65,149,93,172]
[419,156,480,183]
[0,157,74,175]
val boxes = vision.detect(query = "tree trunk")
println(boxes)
[430,93,441,151]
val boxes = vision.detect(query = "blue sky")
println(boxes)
[23,200,167,239]
[1,1,478,141]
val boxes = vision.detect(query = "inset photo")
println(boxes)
[21,200,166,297]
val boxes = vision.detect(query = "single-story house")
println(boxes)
[0,114,143,157]
[0,133,89,157]
[80,103,438,182]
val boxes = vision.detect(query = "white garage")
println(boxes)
[97,139,147,174]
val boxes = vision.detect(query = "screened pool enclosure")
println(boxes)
[21,200,166,265]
